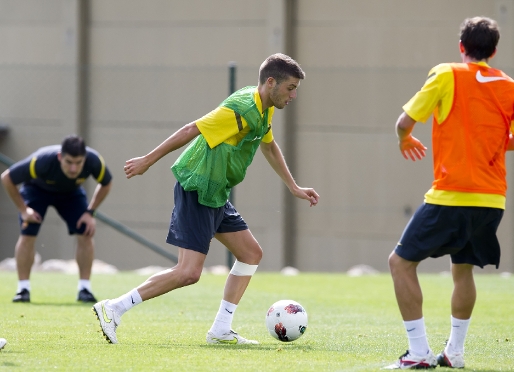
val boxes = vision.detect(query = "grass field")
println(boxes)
[0,271,513,371]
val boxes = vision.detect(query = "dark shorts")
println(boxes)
[395,203,503,268]
[19,184,89,236]
[166,182,248,254]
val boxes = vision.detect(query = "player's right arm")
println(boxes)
[397,64,451,161]
[0,169,42,224]
[124,122,200,178]
[396,112,427,161]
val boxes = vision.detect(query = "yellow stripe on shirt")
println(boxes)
[425,189,506,209]
[96,155,106,183]
[29,157,37,178]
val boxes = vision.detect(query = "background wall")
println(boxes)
[1,0,513,273]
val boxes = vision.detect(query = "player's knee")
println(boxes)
[240,245,263,265]
[388,250,400,268]
[389,251,418,275]
[255,246,263,262]
[180,268,202,286]
[77,233,92,240]
[16,235,37,251]
[249,247,263,264]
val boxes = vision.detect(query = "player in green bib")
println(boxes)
[92,53,320,345]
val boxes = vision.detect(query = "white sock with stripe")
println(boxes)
[108,288,143,316]
[445,316,470,355]
[404,318,430,356]
[209,300,237,336]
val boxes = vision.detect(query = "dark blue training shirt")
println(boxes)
[8,145,112,193]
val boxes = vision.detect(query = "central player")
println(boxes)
[92,53,319,344]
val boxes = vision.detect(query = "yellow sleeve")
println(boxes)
[403,63,454,124]
[262,127,274,143]
[261,106,274,143]
[196,105,275,147]
[196,106,250,148]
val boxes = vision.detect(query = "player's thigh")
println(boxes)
[176,247,208,277]
[19,185,52,235]
[54,188,88,234]
[215,229,262,264]
[396,203,471,261]
[451,207,503,267]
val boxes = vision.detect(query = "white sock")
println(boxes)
[445,316,470,354]
[209,300,237,336]
[404,318,430,356]
[108,289,143,316]
[78,279,92,292]
[17,280,30,292]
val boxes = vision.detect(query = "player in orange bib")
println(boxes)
[385,17,514,369]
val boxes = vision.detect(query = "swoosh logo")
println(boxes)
[406,328,416,332]
[225,308,233,314]
[476,70,507,83]
[101,303,112,323]
[131,296,135,304]
[212,337,238,344]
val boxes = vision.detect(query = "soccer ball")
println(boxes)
[265,299,308,342]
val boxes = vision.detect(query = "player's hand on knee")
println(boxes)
[77,212,96,237]
[21,207,42,226]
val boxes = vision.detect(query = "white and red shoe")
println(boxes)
[383,350,437,369]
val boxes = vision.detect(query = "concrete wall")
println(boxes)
[1,0,513,273]
[292,0,514,273]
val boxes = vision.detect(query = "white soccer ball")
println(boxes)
[265,299,308,342]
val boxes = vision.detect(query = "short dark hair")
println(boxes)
[258,53,305,85]
[460,16,500,61]
[61,135,86,157]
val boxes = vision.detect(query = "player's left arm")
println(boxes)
[76,180,112,237]
[76,152,113,236]
[260,140,319,207]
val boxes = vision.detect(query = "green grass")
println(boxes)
[0,272,513,371]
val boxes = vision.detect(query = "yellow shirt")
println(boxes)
[403,62,509,209]
[196,90,274,149]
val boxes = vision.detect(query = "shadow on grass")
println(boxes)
[0,351,23,369]
[440,370,508,372]
[144,342,315,351]
[1,362,19,368]
[14,302,94,307]
[198,343,315,351]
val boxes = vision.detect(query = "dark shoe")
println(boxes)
[13,288,30,303]
[77,288,97,303]
[437,350,465,368]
